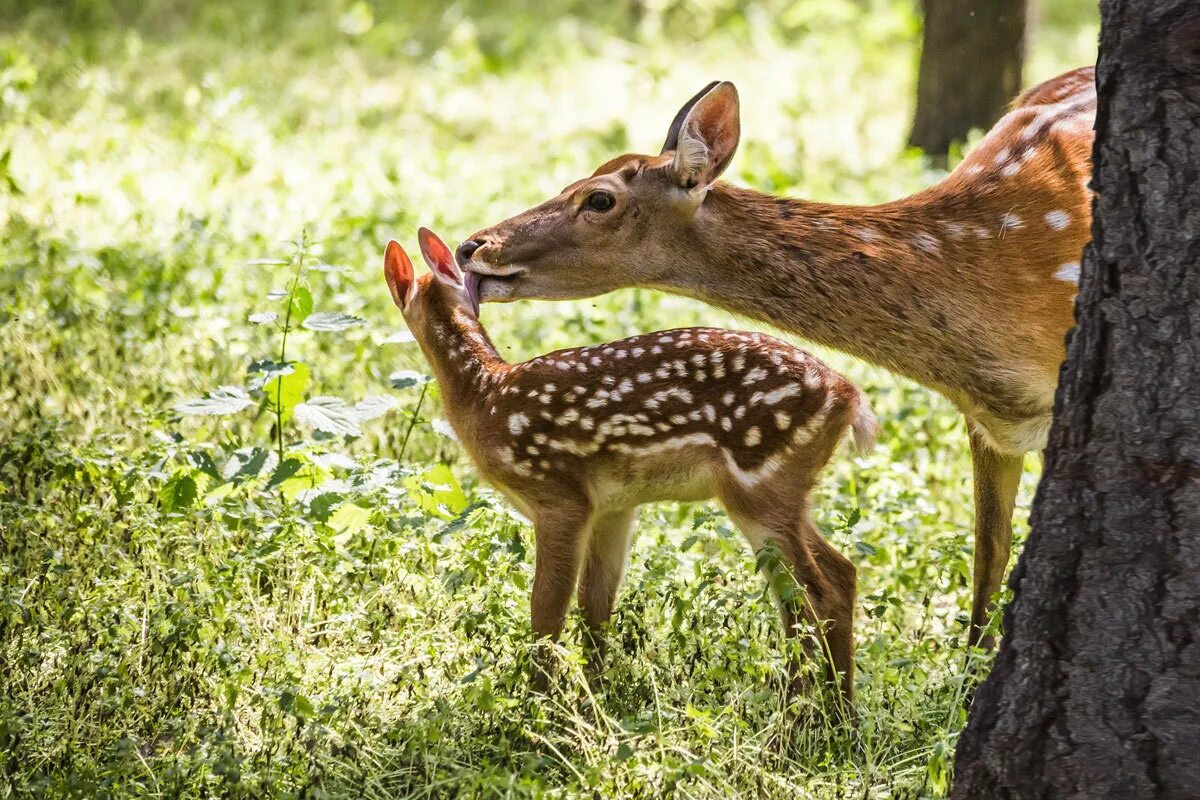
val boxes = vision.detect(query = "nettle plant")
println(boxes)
[166,233,469,529]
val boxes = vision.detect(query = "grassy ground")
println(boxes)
[0,2,1097,797]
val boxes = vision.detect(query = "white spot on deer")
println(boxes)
[659,335,673,343]
[693,371,707,382]
[532,432,548,445]
[744,426,762,447]
[712,364,726,379]
[538,394,552,404]
[508,413,530,435]
[774,411,792,430]
[912,233,941,254]
[994,147,1011,164]
[975,226,992,239]
[734,406,746,420]
[590,356,602,367]
[618,378,634,394]
[723,392,735,406]
[526,445,540,456]
[586,397,607,409]
[750,391,765,405]
[703,404,717,423]
[742,366,769,385]
[580,416,595,431]
[1055,262,1081,284]
[655,422,672,432]
[690,353,707,366]
[721,417,732,432]
[670,414,688,426]
[632,347,645,357]
[688,410,702,422]
[615,350,628,359]
[651,345,664,355]
[558,408,580,425]
[855,226,879,242]
[655,365,671,380]
[1001,162,1020,178]
[999,213,1023,233]
[1044,210,1071,231]
[966,164,985,176]
[940,221,967,240]
[732,354,746,372]
[603,347,614,355]
[764,383,802,405]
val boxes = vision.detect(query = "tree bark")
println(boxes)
[952,2,1200,798]
[909,0,1026,156]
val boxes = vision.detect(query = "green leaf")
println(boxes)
[329,502,370,534]
[248,311,278,325]
[854,541,878,556]
[294,396,362,437]
[186,450,222,481]
[438,500,488,537]
[308,491,344,523]
[289,284,313,324]
[266,458,303,489]
[225,447,275,483]
[302,312,364,332]
[161,474,197,511]
[174,386,253,416]
[263,362,309,419]
[353,395,397,422]
[402,464,467,519]
[390,370,431,389]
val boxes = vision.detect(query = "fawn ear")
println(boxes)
[383,240,417,309]
[666,81,740,192]
[418,227,461,286]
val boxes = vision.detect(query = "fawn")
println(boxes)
[384,228,877,700]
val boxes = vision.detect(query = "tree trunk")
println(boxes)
[909,0,1026,156]
[951,2,1200,798]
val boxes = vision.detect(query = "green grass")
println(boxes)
[0,2,1097,797]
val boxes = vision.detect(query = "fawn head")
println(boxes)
[457,81,741,302]
[384,228,481,334]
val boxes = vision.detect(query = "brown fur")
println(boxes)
[459,67,1097,647]
[386,234,877,700]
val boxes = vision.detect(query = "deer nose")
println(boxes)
[456,239,483,266]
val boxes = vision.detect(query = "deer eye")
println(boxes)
[585,191,616,212]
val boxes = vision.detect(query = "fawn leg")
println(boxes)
[529,498,592,685]
[967,428,1024,650]
[577,507,636,674]
[724,497,856,705]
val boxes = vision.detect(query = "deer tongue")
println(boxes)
[463,270,482,316]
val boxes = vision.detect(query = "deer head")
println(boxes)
[456,82,741,302]
[385,228,484,327]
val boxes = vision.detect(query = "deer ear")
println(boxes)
[660,80,720,155]
[383,240,417,309]
[418,227,461,286]
[669,81,740,191]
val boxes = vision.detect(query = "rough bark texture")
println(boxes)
[909,0,1026,155]
[952,2,1200,798]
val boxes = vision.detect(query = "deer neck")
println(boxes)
[413,299,509,412]
[667,183,970,404]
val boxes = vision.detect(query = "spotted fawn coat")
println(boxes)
[385,229,877,700]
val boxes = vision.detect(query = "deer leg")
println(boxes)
[529,498,592,685]
[723,496,856,704]
[967,429,1024,650]
[577,507,637,675]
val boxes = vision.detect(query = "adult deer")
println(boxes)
[456,68,1096,648]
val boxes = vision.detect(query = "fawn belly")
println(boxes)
[590,446,718,512]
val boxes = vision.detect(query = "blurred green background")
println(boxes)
[1,2,1097,798]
